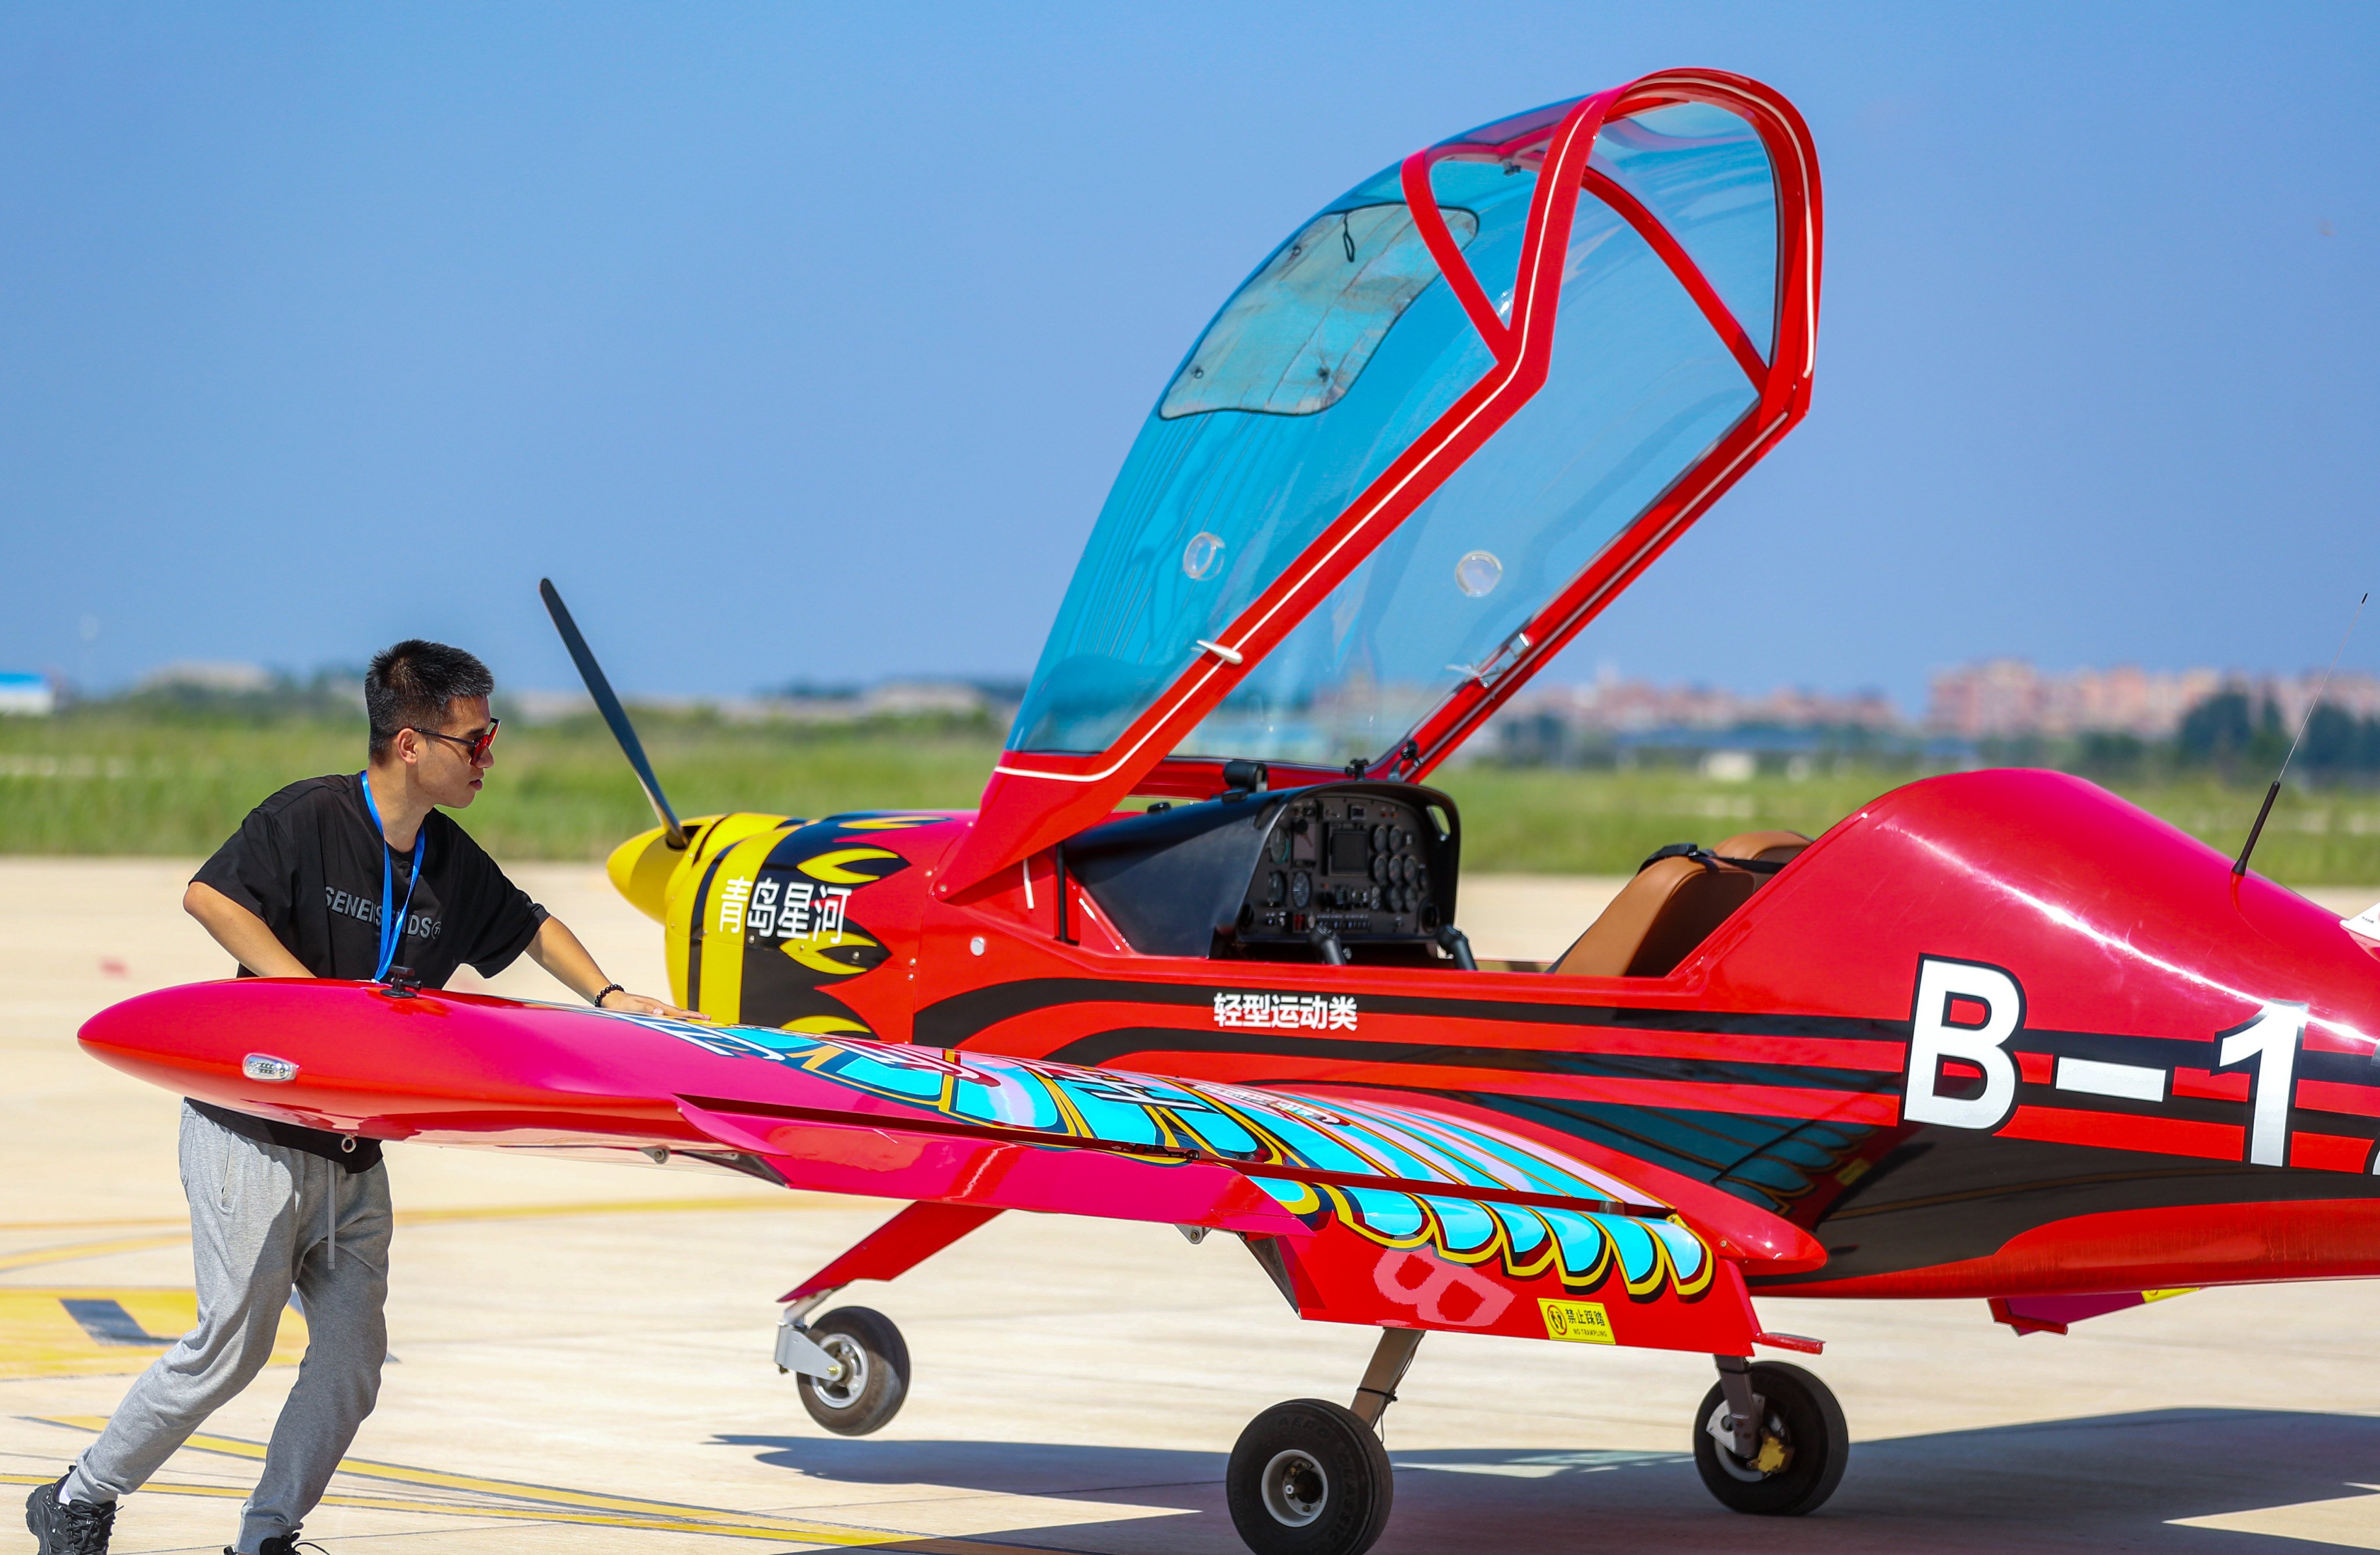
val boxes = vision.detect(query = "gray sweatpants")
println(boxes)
[65,1102,393,1553]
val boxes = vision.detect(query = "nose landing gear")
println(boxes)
[778,1302,911,1437]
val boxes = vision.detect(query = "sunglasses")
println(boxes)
[407,718,501,764]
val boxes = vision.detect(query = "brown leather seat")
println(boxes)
[1551,856,1758,978]
[1716,830,1811,866]
[1550,830,1810,980]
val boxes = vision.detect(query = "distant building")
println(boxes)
[745,678,1023,726]
[851,680,997,718]
[1490,674,1900,737]
[1926,660,2380,739]
[0,673,56,716]
[140,661,275,695]
[506,688,597,724]
[1474,656,2380,762]
[504,677,1025,727]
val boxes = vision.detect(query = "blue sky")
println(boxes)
[3,4,2375,709]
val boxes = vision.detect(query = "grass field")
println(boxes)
[0,712,1000,862]
[7,710,2380,883]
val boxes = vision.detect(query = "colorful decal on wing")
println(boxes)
[1246,1172,1712,1302]
[627,1015,1710,1300]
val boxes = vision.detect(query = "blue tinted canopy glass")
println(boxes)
[1009,99,1779,766]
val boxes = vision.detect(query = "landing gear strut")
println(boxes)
[1691,1355,1848,1515]
[771,1202,1000,1438]
[776,1295,911,1436]
[1225,1328,1416,1555]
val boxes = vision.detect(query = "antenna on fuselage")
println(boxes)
[2234,591,2366,878]
[538,578,689,850]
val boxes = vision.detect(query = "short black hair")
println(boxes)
[366,639,493,760]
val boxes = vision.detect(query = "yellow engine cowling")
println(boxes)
[604,813,793,1007]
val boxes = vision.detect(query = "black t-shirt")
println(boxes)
[188,772,549,1170]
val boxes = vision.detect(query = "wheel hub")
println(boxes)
[1705,1400,1792,1482]
[1259,1447,1329,1527]
[809,1334,867,1408]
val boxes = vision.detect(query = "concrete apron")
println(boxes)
[4,859,2378,1553]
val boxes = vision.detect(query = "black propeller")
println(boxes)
[538,578,688,850]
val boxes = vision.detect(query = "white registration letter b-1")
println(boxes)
[1903,956,2023,1131]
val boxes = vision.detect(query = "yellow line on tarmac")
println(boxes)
[20,1428,1055,1552]
[0,1474,1039,1547]
[0,1235,189,1274]
[0,1216,185,1232]
[0,1194,876,1274]
[393,1194,860,1224]
[48,1414,838,1520]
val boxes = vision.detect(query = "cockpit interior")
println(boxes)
[1065,770,1808,978]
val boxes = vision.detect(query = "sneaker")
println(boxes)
[24,1475,115,1555]
[235,1529,324,1555]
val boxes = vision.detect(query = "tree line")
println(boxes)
[2038,691,2380,782]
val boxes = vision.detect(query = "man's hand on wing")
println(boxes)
[597,989,709,1023]
[528,917,708,1021]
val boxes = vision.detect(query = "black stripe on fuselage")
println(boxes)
[2013,1024,2376,1079]
[924,980,2380,1129]
[1477,1092,1831,1188]
[684,849,733,1001]
[1456,1092,2380,1285]
[1996,1077,2380,1134]
[919,976,1909,1046]
[1749,1127,2380,1287]
[1031,1025,1891,1098]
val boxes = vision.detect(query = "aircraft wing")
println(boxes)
[83,980,1801,1354]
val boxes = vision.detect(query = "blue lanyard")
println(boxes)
[357,773,425,982]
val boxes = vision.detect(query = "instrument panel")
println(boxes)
[1235,785,1454,949]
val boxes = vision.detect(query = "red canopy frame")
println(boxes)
[942,69,1822,895]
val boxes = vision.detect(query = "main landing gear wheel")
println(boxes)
[1226,1399,1393,1555]
[1692,1360,1849,1516]
[796,1307,910,1436]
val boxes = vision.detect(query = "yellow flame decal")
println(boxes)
[796,847,906,884]
[782,929,883,977]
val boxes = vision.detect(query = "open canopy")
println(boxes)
[944,70,1821,893]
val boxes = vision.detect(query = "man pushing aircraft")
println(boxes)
[27,639,699,1555]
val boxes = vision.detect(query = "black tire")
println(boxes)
[1225,1398,1393,1555]
[795,1306,910,1436]
[1691,1361,1849,1515]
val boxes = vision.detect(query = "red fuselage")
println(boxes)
[760,769,2380,1299]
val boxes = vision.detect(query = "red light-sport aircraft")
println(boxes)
[81,69,2380,1555]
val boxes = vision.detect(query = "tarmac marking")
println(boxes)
[56,1297,176,1346]
[2171,1482,2380,1549]
[0,1195,862,1275]
[0,1216,185,1232]
[0,1291,307,1378]
[0,1235,189,1274]
[0,1472,1058,1547]
[392,1194,858,1225]
[17,1422,1068,1550]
